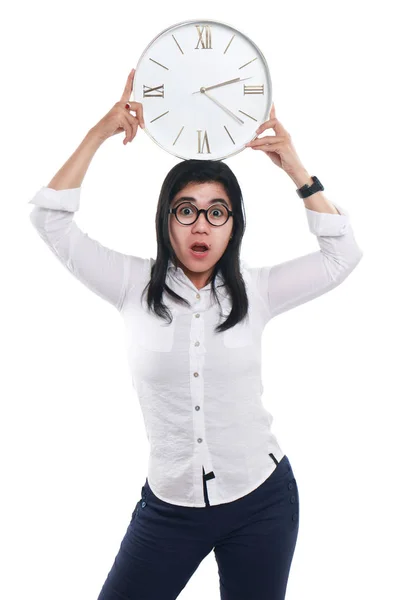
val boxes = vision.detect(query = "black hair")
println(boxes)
[140,159,248,334]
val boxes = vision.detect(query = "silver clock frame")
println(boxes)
[132,18,273,161]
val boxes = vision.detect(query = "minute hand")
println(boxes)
[192,77,252,94]
[203,90,244,125]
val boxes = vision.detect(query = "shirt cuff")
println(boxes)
[305,202,350,236]
[28,186,81,212]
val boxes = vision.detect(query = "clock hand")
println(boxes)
[192,77,253,94]
[203,90,244,124]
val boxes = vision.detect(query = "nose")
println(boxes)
[193,210,210,227]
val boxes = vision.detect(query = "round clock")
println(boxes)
[132,18,273,161]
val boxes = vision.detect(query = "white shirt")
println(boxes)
[28,186,363,507]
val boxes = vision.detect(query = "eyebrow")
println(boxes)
[172,196,230,208]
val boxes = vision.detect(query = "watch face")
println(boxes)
[133,19,272,161]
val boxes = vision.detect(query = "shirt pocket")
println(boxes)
[135,304,177,352]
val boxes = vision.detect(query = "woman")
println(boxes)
[28,68,363,600]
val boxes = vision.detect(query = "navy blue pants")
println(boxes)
[96,454,299,600]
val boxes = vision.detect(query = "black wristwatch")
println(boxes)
[296,175,324,198]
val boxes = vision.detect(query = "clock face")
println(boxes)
[133,19,272,161]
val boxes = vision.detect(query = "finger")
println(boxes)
[246,135,286,147]
[125,100,145,128]
[251,142,282,154]
[121,68,136,103]
[127,116,136,143]
[121,114,134,144]
[125,113,140,140]
[270,102,276,120]
[256,118,278,134]
[264,103,288,137]
[257,117,288,137]
[251,145,279,152]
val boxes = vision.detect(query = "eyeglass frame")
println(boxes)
[168,201,234,227]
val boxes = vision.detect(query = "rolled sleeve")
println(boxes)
[29,186,81,212]
[305,203,350,236]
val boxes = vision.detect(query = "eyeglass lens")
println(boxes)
[175,202,229,226]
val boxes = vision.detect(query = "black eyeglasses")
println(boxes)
[168,201,234,227]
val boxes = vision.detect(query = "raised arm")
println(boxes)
[28,68,147,311]
[251,202,363,321]
[29,185,146,311]
[244,104,363,321]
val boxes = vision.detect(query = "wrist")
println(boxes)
[288,169,313,189]
[86,127,107,148]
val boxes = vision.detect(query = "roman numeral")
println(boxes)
[195,25,212,49]
[143,84,165,98]
[243,84,264,95]
[197,130,211,154]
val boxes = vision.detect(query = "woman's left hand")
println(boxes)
[245,103,306,177]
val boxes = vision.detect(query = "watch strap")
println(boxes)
[296,175,324,198]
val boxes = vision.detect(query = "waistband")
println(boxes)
[139,454,291,508]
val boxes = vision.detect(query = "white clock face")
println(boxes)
[133,19,272,161]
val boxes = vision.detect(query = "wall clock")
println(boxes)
[132,18,273,161]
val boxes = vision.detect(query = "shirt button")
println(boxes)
[196,293,200,299]
[195,405,200,411]
[195,341,200,346]
[195,313,200,318]
[197,438,203,443]
[194,372,199,377]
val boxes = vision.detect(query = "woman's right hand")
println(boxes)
[90,68,145,146]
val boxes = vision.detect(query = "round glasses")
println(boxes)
[168,201,233,227]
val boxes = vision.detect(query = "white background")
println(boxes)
[2,1,399,599]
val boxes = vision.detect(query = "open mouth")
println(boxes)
[190,242,210,255]
[190,243,209,252]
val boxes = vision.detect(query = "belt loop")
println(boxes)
[202,466,213,507]
[269,452,279,466]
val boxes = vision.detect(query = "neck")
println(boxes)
[175,258,214,290]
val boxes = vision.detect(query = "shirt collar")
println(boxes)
[167,257,224,291]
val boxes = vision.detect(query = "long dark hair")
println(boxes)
[141,159,248,334]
